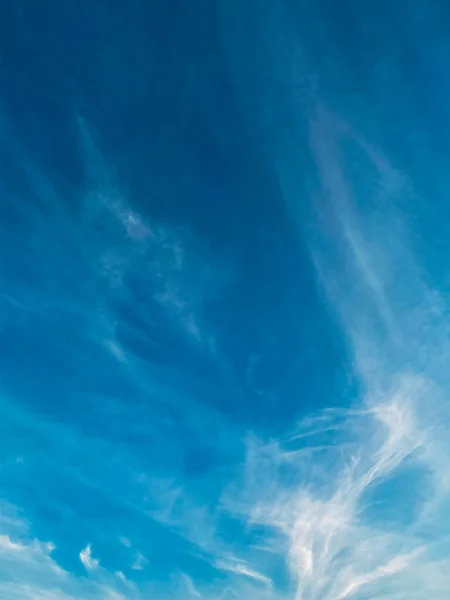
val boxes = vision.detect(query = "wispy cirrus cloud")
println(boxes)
[0,503,132,600]
[92,107,450,600]
[2,51,449,600]
[225,107,450,600]
[215,558,273,587]
[79,544,100,570]
[179,573,202,598]
[77,117,230,347]
[131,552,148,572]
[218,375,449,600]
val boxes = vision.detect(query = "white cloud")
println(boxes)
[0,583,77,600]
[237,107,450,600]
[0,530,69,599]
[200,107,450,600]
[103,338,128,363]
[79,544,99,570]
[334,548,424,600]
[0,530,64,578]
[0,508,135,600]
[0,535,25,552]
[228,375,450,600]
[215,559,272,587]
[131,552,148,571]
[179,573,202,598]
[115,570,136,591]
[94,586,130,600]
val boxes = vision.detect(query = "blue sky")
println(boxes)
[1,1,450,599]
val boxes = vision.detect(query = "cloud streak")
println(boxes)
[0,503,127,600]
[231,107,450,600]
[215,559,273,587]
[77,117,229,347]
[79,544,99,570]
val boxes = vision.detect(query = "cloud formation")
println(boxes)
[240,107,450,600]
[215,559,273,587]
[0,503,130,600]
[2,34,449,600]
[77,117,229,348]
[79,544,100,570]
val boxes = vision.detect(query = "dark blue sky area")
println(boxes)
[0,0,362,438]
